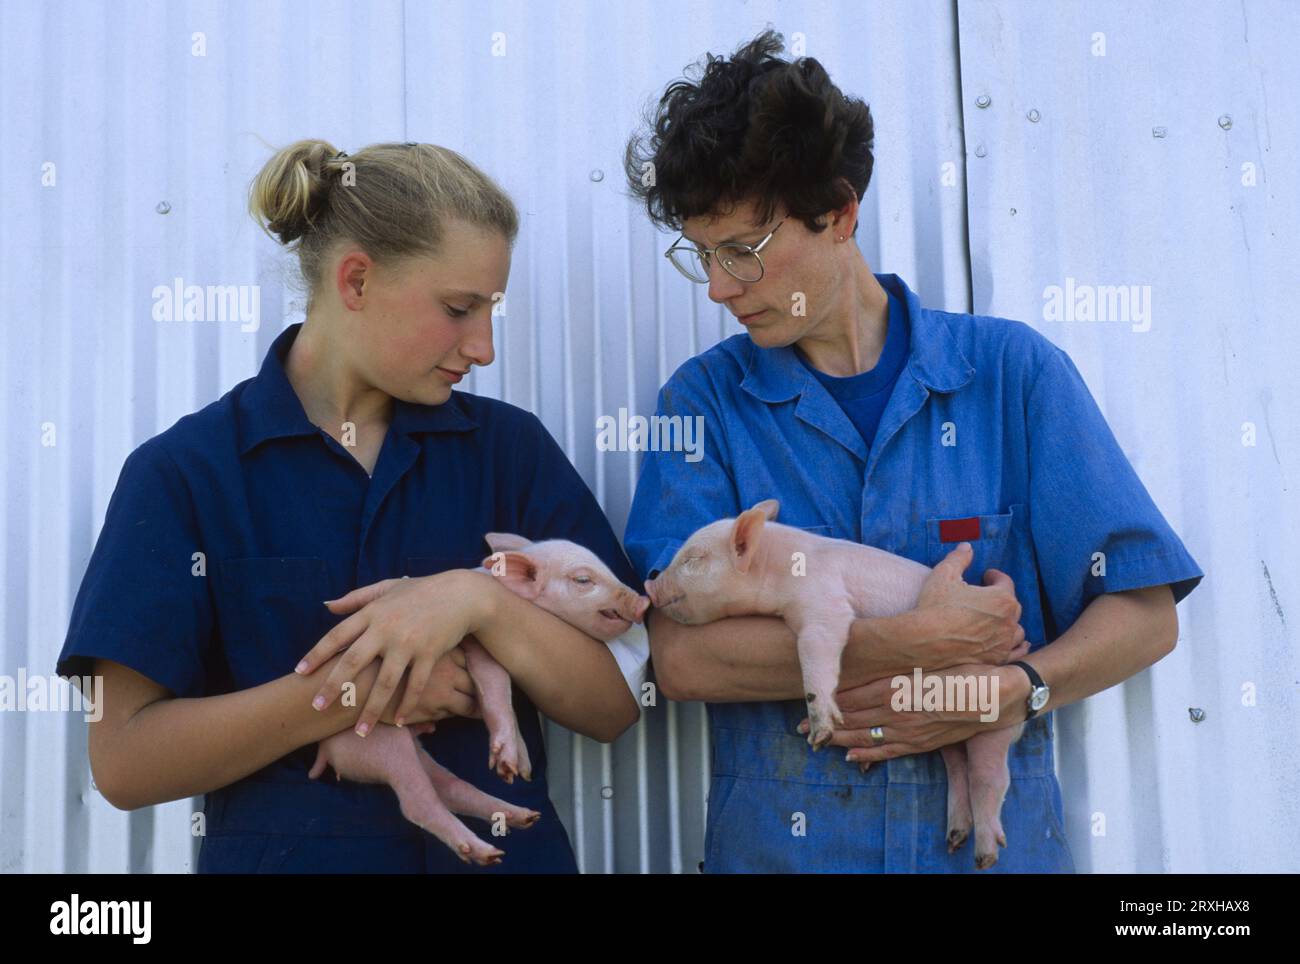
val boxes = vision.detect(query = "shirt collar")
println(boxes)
[740,273,975,404]
[237,322,478,456]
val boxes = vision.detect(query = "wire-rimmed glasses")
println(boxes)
[664,218,787,283]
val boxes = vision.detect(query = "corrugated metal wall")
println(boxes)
[2,0,1296,873]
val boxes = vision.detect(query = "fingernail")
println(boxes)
[356,722,369,737]
[394,717,405,728]
[294,660,308,674]
[312,695,325,710]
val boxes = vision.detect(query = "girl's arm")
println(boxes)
[302,569,640,743]
[89,650,475,811]
[466,573,640,743]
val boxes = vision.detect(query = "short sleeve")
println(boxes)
[1025,347,1204,637]
[623,367,742,582]
[56,440,215,698]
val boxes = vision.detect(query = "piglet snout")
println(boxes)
[627,592,651,624]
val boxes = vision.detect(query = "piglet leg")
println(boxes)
[414,743,541,831]
[965,723,1024,869]
[463,636,532,783]
[309,725,505,866]
[789,608,855,749]
[940,742,974,853]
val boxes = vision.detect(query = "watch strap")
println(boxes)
[1010,660,1046,719]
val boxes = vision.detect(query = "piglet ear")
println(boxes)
[730,506,770,574]
[482,550,544,599]
[751,499,779,521]
[485,532,534,554]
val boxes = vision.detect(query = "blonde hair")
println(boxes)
[248,139,518,306]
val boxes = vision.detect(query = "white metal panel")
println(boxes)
[2,0,1293,874]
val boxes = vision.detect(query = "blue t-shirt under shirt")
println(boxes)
[795,287,910,451]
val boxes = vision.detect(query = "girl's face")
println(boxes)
[345,219,512,407]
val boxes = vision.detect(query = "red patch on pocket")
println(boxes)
[939,516,981,542]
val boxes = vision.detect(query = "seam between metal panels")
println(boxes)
[951,0,975,315]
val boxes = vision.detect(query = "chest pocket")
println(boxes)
[923,504,1028,586]
[920,503,1044,643]
[215,557,332,687]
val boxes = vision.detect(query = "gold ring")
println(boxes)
[870,726,885,746]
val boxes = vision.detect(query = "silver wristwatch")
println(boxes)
[1010,660,1050,719]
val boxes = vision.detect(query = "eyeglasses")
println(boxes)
[664,218,787,284]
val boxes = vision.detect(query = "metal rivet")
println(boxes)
[589,169,604,182]
[155,201,171,214]
[1188,707,1206,723]
[974,144,987,158]
[1152,126,1168,139]
[975,94,991,109]
[1218,114,1232,130]
[600,785,614,800]
[1027,108,1041,123]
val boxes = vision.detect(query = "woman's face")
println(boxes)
[347,218,512,407]
[681,198,848,350]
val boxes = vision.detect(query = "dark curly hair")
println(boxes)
[623,29,874,237]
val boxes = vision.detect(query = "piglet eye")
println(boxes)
[573,574,592,584]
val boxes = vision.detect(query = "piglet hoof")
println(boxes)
[515,732,533,783]
[504,806,542,829]
[458,839,506,867]
[489,736,526,785]
[488,753,514,784]
[973,831,1007,870]
[947,827,970,853]
[808,723,836,750]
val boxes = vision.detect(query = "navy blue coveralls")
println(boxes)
[57,321,641,873]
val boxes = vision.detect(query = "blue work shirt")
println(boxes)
[796,285,910,450]
[57,321,641,874]
[624,272,1204,873]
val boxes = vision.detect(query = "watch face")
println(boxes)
[1030,687,1050,711]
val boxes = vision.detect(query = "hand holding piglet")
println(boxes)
[645,499,1033,868]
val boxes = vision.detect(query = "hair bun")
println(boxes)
[248,139,343,246]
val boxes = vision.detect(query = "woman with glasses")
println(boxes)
[623,30,1202,873]
[57,140,648,873]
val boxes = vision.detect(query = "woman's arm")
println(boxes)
[647,544,1030,703]
[830,584,1179,763]
[997,584,1179,721]
[649,606,1024,702]
[89,650,475,811]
